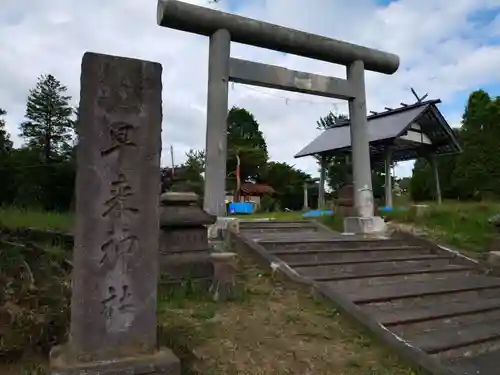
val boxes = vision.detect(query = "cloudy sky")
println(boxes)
[1,0,500,178]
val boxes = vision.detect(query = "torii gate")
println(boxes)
[157,0,400,233]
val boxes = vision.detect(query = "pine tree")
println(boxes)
[19,74,74,163]
[0,109,15,205]
[454,90,497,199]
[0,108,13,154]
[226,106,269,188]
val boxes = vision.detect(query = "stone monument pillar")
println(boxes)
[50,52,180,374]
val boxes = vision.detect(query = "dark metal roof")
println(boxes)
[294,99,462,162]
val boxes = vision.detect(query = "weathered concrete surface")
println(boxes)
[157,0,399,74]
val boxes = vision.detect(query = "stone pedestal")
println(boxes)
[209,252,237,301]
[488,251,500,267]
[488,214,500,254]
[159,192,216,284]
[335,184,380,218]
[50,347,179,375]
[50,52,179,375]
[208,217,239,241]
[335,184,356,218]
[343,216,387,235]
[413,204,430,217]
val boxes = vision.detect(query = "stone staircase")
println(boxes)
[234,219,500,375]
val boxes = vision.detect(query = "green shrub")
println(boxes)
[0,238,71,359]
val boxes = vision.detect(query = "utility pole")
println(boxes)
[170,145,175,176]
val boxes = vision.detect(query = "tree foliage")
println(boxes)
[0,108,12,154]
[410,90,500,202]
[0,74,77,211]
[315,112,350,196]
[260,161,315,210]
[226,106,268,189]
[19,74,75,163]
[315,111,386,200]
[6,70,500,215]
[0,109,15,204]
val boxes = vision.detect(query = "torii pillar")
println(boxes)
[157,0,399,234]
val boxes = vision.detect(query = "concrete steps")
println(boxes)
[237,219,500,375]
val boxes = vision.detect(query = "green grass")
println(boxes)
[2,200,498,255]
[0,207,73,232]
[385,201,500,254]
[234,211,304,220]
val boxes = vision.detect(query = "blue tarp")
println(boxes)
[228,202,255,214]
[379,206,409,212]
[302,209,334,217]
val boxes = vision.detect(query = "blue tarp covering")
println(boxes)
[228,202,255,214]
[302,209,334,217]
[379,206,409,212]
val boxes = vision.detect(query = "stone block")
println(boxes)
[412,204,430,217]
[51,52,179,375]
[488,251,500,268]
[208,217,239,240]
[160,192,215,228]
[69,52,163,360]
[343,216,387,234]
[50,345,180,375]
[160,191,198,204]
[209,252,237,301]
[160,228,209,253]
[159,191,215,281]
[160,255,214,284]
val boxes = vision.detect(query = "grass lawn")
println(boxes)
[384,201,500,255]
[234,211,305,220]
[2,200,498,255]
[0,207,73,232]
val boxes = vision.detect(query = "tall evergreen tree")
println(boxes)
[453,90,500,199]
[226,106,268,192]
[0,108,15,205]
[0,108,13,153]
[19,74,74,163]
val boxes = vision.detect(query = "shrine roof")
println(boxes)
[294,99,462,163]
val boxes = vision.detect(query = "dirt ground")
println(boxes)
[158,258,423,375]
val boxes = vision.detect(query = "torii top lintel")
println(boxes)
[157,0,400,75]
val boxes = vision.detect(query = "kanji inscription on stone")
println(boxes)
[70,52,162,360]
[101,122,138,157]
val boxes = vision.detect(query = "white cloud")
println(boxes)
[1,0,499,180]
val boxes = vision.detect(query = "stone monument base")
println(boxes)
[343,216,387,235]
[208,217,239,240]
[49,345,180,375]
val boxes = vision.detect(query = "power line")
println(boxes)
[231,83,348,113]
